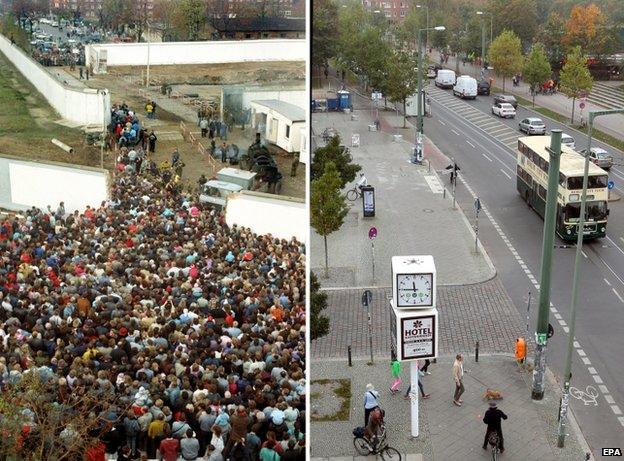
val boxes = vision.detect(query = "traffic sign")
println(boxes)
[368,226,378,240]
[579,102,585,109]
[362,290,373,307]
[608,180,615,190]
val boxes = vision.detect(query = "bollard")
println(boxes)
[475,340,479,362]
[348,345,352,367]
[428,159,431,173]
[443,188,446,199]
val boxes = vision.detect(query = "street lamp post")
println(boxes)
[416,4,429,52]
[146,21,151,88]
[476,11,493,67]
[413,25,445,164]
[556,108,624,447]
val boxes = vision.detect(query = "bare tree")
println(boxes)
[0,371,127,461]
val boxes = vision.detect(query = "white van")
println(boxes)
[435,69,456,89]
[453,75,478,99]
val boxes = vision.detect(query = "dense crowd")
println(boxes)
[0,138,306,460]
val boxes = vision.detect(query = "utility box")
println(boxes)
[337,90,351,109]
[217,167,257,190]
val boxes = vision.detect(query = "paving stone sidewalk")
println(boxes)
[311,356,591,461]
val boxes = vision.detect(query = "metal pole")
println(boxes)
[489,15,492,50]
[371,241,376,283]
[425,6,429,52]
[100,90,105,169]
[367,304,374,364]
[452,159,457,210]
[474,205,479,253]
[410,361,419,437]
[525,291,532,338]
[416,28,423,135]
[481,20,485,72]
[146,31,150,88]
[531,130,562,400]
[557,114,592,447]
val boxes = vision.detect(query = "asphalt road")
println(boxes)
[423,84,624,457]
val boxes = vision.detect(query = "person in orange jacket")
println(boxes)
[515,337,526,365]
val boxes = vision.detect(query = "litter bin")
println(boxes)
[362,185,375,217]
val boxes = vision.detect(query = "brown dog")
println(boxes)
[483,388,503,401]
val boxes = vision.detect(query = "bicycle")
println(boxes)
[353,427,401,461]
[488,430,500,461]
[346,184,363,201]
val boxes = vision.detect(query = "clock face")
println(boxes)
[396,273,433,306]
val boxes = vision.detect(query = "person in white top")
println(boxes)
[452,353,465,406]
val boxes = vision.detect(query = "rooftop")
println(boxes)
[251,99,305,122]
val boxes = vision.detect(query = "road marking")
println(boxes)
[500,169,511,179]
[581,250,587,258]
[467,141,475,148]
[613,288,624,303]
[604,278,612,286]
[582,357,592,365]
[451,129,460,136]
[554,313,562,320]
[592,375,604,384]
[562,326,569,333]
[588,367,597,374]
[606,395,616,404]
[482,153,492,161]
[599,385,609,394]
[612,405,622,415]
[618,416,624,427]
[438,120,446,126]
[577,349,586,357]
[573,341,580,348]
[606,236,624,257]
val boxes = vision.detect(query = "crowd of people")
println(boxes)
[0,114,307,460]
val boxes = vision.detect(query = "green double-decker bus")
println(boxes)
[516,136,609,241]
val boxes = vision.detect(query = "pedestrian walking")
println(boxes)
[482,401,507,452]
[453,353,465,406]
[390,357,401,394]
[363,383,380,427]
[86,68,89,80]
[200,118,208,138]
[79,67,83,79]
[148,130,157,153]
[220,142,228,163]
[403,361,430,400]
[151,101,157,119]
[146,102,154,119]
[421,359,432,374]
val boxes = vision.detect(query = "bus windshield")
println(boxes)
[564,201,608,222]
[567,175,608,190]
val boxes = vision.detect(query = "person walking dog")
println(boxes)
[452,353,465,406]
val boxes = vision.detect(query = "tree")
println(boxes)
[172,0,205,40]
[559,46,594,124]
[488,30,524,91]
[535,11,566,70]
[523,44,552,107]
[310,272,330,339]
[311,161,349,278]
[0,371,125,460]
[312,0,339,69]
[153,0,177,40]
[311,135,361,188]
[385,48,419,128]
[563,4,610,56]
[487,0,539,49]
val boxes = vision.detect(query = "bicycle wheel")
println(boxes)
[346,189,358,201]
[492,447,498,461]
[353,437,372,456]
[381,446,401,461]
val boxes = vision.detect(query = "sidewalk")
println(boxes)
[433,51,624,142]
[310,356,591,461]
[310,107,495,288]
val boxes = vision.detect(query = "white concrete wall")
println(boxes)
[225,191,306,242]
[0,156,109,214]
[0,34,110,126]
[85,39,306,68]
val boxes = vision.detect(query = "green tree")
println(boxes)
[311,161,349,278]
[312,0,339,69]
[310,271,330,339]
[311,135,361,188]
[385,48,420,128]
[172,0,205,40]
[488,30,524,91]
[487,0,539,49]
[523,44,552,107]
[559,46,594,124]
[535,11,566,70]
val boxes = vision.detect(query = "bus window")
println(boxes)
[588,175,607,189]
[565,203,581,221]
[567,177,583,189]
[587,202,608,221]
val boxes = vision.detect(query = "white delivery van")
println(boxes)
[453,75,478,99]
[435,69,456,89]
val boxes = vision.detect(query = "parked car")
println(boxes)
[581,147,613,170]
[427,64,441,78]
[519,117,546,135]
[477,80,490,95]
[560,133,576,150]
[492,102,516,118]
[494,94,518,109]
[453,75,478,99]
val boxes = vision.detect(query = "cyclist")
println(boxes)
[482,401,507,453]
[364,406,384,450]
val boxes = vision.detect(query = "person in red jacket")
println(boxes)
[159,428,180,461]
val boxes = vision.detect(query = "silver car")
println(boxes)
[581,147,613,170]
[519,117,546,135]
